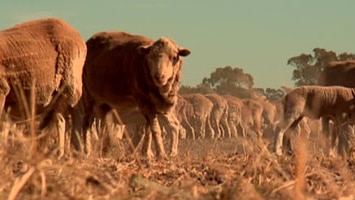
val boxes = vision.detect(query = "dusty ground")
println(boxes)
[1,125,355,200]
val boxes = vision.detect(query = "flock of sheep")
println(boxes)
[1,17,355,160]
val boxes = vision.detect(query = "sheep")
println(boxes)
[182,93,214,139]
[241,99,264,139]
[175,95,195,139]
[82,31,190,158]
[318,60,355,87]
[88,106,147,154]
[253,96,278,138]
[0,18,87,157]
[274,86,355,156]
[258,97,277,127]
[318,60,355,153]
[205,93,231,138]
[223,95,243,138]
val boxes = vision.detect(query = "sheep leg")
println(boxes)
[302,118,312,138]
[0,94,5,119]
[274,115,303,156]
[160,113,179,157]
[141,123,154,158]
[200,116,206,139]
[0,91,9,146]
[147,115,167,159]
[188,117,197,140]
[180,115,195,140]
[274,128,286,156]
[229,120,238,138]
[0,94,6,129]
[196,116,205,139]
[328,124,339,157]
[239,123,246,137]
[82,106,94,156]
[321,117,331,139]
[179,126,186,139]
[216,119,224,138]
[206,114,215,138]
[68,105,83,153]
[228,116,240,138]
[55,113,66,159]
[321,117,337,156]
[170,116,179,157]
[219,123,225,138]
[210,117,219,138]
[101,110,124,155]
[231,120,239,137]
[81,90,105,155]
[220,114,231,138]
[185,116,195,140]
[338,124,352,158]
[0,79,10,129]
[253,118,262,139]
[286,122,305,153]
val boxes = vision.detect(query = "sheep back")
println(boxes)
[284,86,355,120]
[0,18,86,111]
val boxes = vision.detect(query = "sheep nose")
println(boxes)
[155,74,165,83]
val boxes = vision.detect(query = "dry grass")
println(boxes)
[1,119,355,200]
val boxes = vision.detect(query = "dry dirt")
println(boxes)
[1,125,355,200]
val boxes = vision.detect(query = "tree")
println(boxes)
[264,88,285,100]
[181,65,285,100]
[249,87,285,101]
[287,48,355,86]
[201,66,254,98]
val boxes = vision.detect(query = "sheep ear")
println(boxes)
[352,89,355,98]
[138,45,151,54]
[178,48,191,57]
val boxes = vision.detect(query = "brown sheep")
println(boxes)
[318,60,355,154]
[223,95,243,138]
[82,31,190,158]
[175,95,195,139]
[241,99,264,139]
[318,60,355,87]
[0,18,87,157]
[254,96,278,137]
[182,93,214,139]
[274,86,355,156]
[259,98,277,127]
[205,93,231,138]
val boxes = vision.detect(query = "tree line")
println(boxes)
[180,48,355,100]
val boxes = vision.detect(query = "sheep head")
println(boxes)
[139,37,190,89]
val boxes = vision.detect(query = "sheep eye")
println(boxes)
[172,55,179,64]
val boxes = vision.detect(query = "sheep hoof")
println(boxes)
[275,149,283,156]
[170,151,178,157]
[157,153,168,161]
[143,151,155,160]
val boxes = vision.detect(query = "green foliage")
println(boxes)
[252,88,285,101]
[202,66,254,89]
[199,66,254,98]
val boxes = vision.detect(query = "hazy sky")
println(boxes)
[1,1,355,89]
